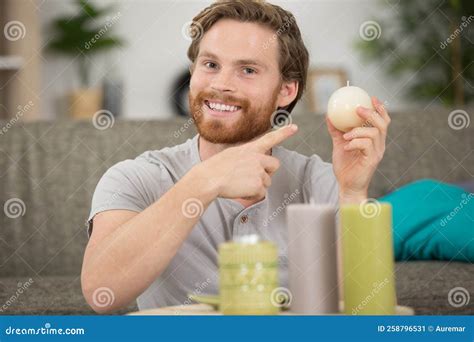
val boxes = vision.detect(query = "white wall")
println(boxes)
[38,0,416,120]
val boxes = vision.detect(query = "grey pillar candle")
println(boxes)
[286,203,339,314]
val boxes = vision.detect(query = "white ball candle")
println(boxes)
[327,83,374,132]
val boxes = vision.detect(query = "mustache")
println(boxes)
[194,91,250,110]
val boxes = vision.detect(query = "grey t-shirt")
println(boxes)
[87,134,339,310]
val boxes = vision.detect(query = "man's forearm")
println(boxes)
[82,165,218,312]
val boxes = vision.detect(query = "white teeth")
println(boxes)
[207,101,239,112]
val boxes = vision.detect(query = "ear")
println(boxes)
[276,80,298,108]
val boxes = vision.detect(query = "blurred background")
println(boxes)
[1,0,472,121]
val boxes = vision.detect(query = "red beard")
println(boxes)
[189,87,280,144]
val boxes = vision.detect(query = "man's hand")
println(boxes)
[193,124,298,201]
[326,97,391,203]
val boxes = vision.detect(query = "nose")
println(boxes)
[210,68,236,93]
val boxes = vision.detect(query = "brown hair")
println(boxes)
[187,0,309,113]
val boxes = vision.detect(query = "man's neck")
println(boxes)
[198,135,272,161]
[198,135,271,161]
[198,135,239,161]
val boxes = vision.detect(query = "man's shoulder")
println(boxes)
[138,135,196,163]
[109,136,198,179]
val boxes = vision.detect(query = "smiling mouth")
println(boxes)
[204,100,242,114]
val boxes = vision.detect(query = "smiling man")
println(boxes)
[81,0,391,313]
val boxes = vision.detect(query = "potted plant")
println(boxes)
[47,0,124,119]
[355,0,473,107]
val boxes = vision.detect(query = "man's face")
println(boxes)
[189,19,287,144]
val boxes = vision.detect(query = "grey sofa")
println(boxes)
[0,108,473,315]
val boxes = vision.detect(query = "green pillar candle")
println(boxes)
[218,235,279,315]
[341,202,397,315]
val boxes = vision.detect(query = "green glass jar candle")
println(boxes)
[218,235,279,315]
[341,202,397,315]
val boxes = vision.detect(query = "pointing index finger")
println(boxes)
[251,124,298,152]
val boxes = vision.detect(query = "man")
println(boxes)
[82,0,391,313]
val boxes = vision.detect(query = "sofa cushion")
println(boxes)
[0,275,137,315]
[0,261,472,315]
[394,261,473,315]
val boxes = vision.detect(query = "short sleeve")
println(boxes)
[86,158,168,238]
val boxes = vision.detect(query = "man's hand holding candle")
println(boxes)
[326,96,391,204]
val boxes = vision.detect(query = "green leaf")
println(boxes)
[354,0,473,106]
[46,0,124,57]
[84,37,123,53]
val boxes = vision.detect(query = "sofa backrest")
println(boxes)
[0,108,472,276]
